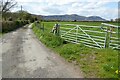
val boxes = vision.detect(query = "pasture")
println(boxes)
[32,21,119,78]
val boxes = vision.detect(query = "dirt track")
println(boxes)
[1,24,83,78]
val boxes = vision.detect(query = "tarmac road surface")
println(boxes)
[1,24,83,78]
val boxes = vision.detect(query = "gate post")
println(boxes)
[108,27,113,47]
[76,25,79,43]
[104,26,111,48]
[104,28,108,48]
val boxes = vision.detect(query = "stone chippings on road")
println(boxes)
[1,24,83,78]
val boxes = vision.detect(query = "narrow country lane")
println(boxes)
[1,24,83,78]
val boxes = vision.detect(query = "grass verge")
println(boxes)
[0,32,3,37]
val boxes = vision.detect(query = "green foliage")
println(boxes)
[59,43,80,55]
[8,17,12,21]
[2,20,29,33]
[97,49,118,78]
[44,34,63,47]
[32,24,63,48]
[2,10,40,22]
[0,33,2,37]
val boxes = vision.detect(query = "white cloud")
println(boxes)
[15,0,119,2]
[12,0,119,20]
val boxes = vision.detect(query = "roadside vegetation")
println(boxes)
[2,20,29,33]
[1,10,39,35]
[0,33,2,37]
[1,0,39,34]
[32,21,118,78]
[1,0,119,78]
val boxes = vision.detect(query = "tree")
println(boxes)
[74,20,77,22]
[115,18,120,22]
[17,10,31,20]
[34,17,38,21]
[1,0,17,20]
[110,19,113,22]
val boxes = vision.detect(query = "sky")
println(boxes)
[11,0,120,20]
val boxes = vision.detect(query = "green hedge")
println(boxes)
[1,20,29,32]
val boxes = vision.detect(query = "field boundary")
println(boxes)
[60,23,119,50]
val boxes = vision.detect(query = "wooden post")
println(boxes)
[55,23,60,36]
[104,26,111,48]
[76,25,78,43]
[42,23,44,31]
[39,21,41,29]
[104,27,108,48]
[57,24,60,36]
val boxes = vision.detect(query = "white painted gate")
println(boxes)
[60,23,119,50]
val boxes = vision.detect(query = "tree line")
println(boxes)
[0,0,41,33]
[1,0,40,22]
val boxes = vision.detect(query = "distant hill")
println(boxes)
[87,16,106,21]
[41,14,106,21]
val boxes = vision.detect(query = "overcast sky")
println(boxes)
[12,0,120,20]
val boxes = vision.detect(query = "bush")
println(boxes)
[8,17,12,21]
[1,20,29,33]
[2,21,15,32]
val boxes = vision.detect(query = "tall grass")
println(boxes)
[32,23,64,48]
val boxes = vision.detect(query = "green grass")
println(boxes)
[0,32,3,37]
[43,21,118,26]
[32,21,119,78]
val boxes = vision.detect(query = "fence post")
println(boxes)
[104,28,108,48]
[104,26,111,48]
[108,27,111,47]
[76,25,78,43]
[42,23,44,31]
[39,21,41,29]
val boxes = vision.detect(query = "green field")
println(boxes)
[32,21,119,78]
[43,21,118,37]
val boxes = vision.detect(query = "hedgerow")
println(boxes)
[1,20,29,32]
